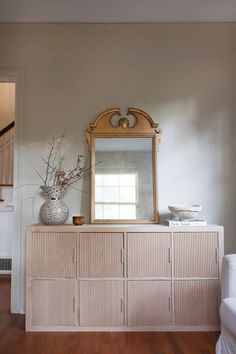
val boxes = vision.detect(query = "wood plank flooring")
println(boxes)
[0,276,219,354]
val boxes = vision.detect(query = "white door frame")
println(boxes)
[0,69,24,313]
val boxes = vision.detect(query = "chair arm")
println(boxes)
[222,254,236,299]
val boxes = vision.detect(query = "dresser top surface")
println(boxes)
[28,223,224,233]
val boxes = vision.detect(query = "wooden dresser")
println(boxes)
[26,224,224,331]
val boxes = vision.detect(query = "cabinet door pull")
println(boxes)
[216,294,220,309]
[168,248,172,263]
[120,298,124,313]
[215,249,219,263]
[120,249,124,264]
[72,248,76,264]
[168,297,171,312]
[73,297,76,312]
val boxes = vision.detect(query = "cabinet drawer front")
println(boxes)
[175,280,220,326]
[31,232,77,278]
[127,233,171,277]
[31,279,77,327]
[80,280,124,326]
[128,280,172,326]
[174,232,219,277]
[79,233,124,278]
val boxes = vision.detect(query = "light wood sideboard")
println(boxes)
[26,224,224,332]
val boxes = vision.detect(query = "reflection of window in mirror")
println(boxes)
[95,173,137,219]
[94,137,154,221]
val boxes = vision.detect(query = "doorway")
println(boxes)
[0,82,15,309]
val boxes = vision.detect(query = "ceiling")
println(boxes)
[0,0,236,23]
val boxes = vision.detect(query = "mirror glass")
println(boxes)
[94,137,154,221]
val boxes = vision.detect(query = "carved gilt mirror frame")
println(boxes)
[86,107,161,224]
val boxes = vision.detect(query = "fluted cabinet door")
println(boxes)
[175,280,219,326]
[127,233,171,277]
[128,280,172,326]
[79,233,124,278]
[174,232,219,277]
[80,280,124,326]
[31,232,77,278]
[31,279,76,327]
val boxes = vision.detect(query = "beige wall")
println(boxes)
[0,23,236,312]
[0,82,15,130]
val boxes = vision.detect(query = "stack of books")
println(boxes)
[166,219,207,226]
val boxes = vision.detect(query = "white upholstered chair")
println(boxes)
[216,254,236,354]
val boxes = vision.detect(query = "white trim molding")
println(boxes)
[0,69,24,313]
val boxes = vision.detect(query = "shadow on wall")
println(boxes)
[159,213,173,225]
[157,95,235,253]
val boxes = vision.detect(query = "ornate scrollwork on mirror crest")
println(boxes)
[85,107,161,151]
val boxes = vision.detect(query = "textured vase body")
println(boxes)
[40,186,69,225]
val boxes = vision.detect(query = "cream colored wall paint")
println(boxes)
[0,82,15,130]
[0,23,235,313]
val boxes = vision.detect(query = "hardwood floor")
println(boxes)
[0,276,219,354]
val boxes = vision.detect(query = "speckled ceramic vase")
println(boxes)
[40,186,69,225]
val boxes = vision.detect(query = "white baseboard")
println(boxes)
[0,270,11,275]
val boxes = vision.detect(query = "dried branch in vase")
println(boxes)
[35,134,88,188]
